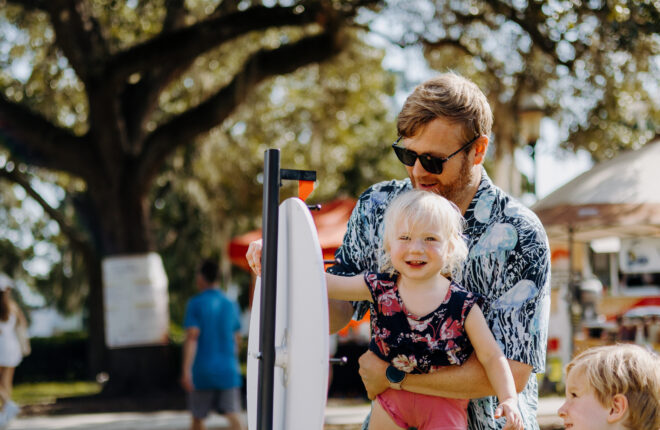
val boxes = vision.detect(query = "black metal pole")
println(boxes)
[567,225,577,358]
[257,149,280,430]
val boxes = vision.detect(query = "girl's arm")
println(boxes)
[325,273,372,302]
[12,301,28,327]
[465,305,523,430]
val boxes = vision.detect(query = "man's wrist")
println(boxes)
[385,365,407,390]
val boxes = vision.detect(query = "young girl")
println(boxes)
[0,273,28,428]
[326,190,522,430]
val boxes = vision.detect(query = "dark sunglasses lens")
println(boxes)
[393,146,416,166]
[419,155,444,174]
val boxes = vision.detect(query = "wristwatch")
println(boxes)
[386,365,407,390]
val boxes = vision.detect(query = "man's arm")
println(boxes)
[181,327,200,392]
[358,349,531,400]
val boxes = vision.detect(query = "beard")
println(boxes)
[437,154,474,203]
[410,153,476,208]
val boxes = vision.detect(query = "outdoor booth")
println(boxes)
[532,138,660,390]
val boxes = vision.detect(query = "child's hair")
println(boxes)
[380,190,468,277]
[565,344,660,430]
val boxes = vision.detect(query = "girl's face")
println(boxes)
[388,221,446,282]
[558,368,611,430]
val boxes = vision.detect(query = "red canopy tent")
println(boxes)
[228,197,356,272]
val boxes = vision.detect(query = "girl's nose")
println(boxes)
[410,238,424,251]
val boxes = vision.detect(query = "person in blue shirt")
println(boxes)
[181,260,244,430]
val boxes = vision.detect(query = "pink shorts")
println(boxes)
[376,389,469,430]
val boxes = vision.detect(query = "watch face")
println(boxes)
[386,365,406,383]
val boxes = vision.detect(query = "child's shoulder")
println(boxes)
[365,271,398,284]
[448,281,486,307]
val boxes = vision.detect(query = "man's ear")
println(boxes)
[606,393,628,423]
[472,136,489,165]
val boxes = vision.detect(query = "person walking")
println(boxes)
[0,273,28,429]
[181,260,244,430]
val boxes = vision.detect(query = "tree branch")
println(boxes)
[482,0,576,69]
[0,96,97,180]
[135,29,343,192]
[120,0,189,148]
[104,3,332,83]
[39,0,109,84]
[0,165,92,255]
[5,0,46,9]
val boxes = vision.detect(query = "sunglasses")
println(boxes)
[391,134,480,174]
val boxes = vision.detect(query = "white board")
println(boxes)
[247,198,329,430]
[102,253,170,348]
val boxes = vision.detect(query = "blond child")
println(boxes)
[326,190,522,430]
[558,343,660,430]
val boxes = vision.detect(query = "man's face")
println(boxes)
[558,368,611,430]
[401,118,476,207]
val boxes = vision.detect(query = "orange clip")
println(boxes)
[298,180,315,201]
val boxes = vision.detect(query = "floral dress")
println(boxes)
[329,169,551,430]
[364,271,485,374]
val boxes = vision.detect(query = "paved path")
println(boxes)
[7,397,565,430]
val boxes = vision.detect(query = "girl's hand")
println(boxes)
[495,398,523,430]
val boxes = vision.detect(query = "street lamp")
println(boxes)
[518,94,545,196]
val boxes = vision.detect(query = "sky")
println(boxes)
[520,118,593,201]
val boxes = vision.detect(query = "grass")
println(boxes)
[12,381,102,405]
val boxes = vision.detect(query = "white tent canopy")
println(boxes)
[532,138,660,242]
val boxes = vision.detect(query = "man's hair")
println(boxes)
[199,259,219,284]
[397,72,493,142]
[566,344,660,430]
[380,190,468,278]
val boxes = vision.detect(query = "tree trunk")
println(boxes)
[491,105,521,197]
[83,178,176,395]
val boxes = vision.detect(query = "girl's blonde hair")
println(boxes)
[566,344,660,430]
[380,190,468,277]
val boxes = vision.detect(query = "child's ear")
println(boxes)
[606,394,628,423]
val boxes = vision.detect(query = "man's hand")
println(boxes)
[246,239,262,276]
[358,350,389,400]
[180,370,194,392]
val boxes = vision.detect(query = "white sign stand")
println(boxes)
[102,252,170,348]
[247,149,329,430]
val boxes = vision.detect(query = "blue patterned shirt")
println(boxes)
[327,168,551,430]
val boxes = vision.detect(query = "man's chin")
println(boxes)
[414,183,455,200]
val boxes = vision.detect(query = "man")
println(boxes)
[181,260,244,430]
[247,72,550,429]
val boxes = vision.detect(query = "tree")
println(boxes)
[371,0,660,195]
[0,0,382,394]
[152,31,398,324]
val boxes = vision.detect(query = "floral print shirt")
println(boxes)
[327,168,551,430]
[365,272,485,374]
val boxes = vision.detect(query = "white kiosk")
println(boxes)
[246,150,332,430]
